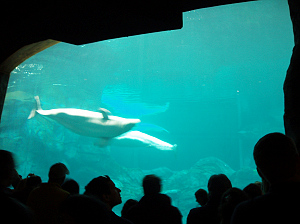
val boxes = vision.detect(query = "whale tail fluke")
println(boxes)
[27,109,36,119]
[28,96,42,119]
[34,96,42,110]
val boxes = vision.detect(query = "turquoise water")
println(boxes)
[0,0,294,221]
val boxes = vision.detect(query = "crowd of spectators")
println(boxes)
[1,132,300,224]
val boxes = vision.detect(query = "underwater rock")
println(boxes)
[1,99,34,131]
[191,157,236,176]
[4,90,33,102]
[160,157,236,219]
[230,167,260,189]
[163,157,235,199]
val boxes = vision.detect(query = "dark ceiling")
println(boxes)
[1,0,256,64]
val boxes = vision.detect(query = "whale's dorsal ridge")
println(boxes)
[98,108,111,120]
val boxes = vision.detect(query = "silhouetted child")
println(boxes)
[194,188,208,207]
[243,182,262,199]
[121,199,138,218]
[62,178,80,195]
[219,187,248,224]
[13,174,42,204]
[187,174,232,224]
[124,174,182,224]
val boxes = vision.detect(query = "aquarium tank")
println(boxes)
[0,0,294,222]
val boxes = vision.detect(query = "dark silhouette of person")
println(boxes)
[84,175,133,224]
[195,188,208,207]
[219,187,248,224]
[124,174,182,224]
[0,149,35,224]
[243,182,263,200]
[187,174,232,224]
[121,199,138,218]
[231,133,300,224]
[27,162,70,224]
[61,178,80,195]
[13,174,42,204]
[59,194,111,224]
[11,168,22,190]
[284,0,300,151]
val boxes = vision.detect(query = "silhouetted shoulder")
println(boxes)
[125,193,181,224]
[187,207,211,224]
[138,193,172,207]
[231,182,300,224]
[111,211,134,224]
[0,191,35,224]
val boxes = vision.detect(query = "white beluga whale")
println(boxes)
[109,130,177,151]
[28,96,140,144]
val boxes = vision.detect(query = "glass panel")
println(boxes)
[0,0,293,220]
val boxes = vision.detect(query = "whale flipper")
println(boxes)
[112,131,176,151]
[35,96,42,110]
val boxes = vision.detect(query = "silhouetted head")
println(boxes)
[243,183,263,199]
[62,179,80,195]
[48,162,69,185]
[26,175,42,189]
[219,187,249,224]
[207,174,232,199]
[0,150,16,188]
[121,199,138,217]
[142,174,162,195]
[253,132,299,185]
[195,188,208,206]
[84,175,122,210]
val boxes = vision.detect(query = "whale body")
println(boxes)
[29,96,140,141]
[111,131,177,151]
